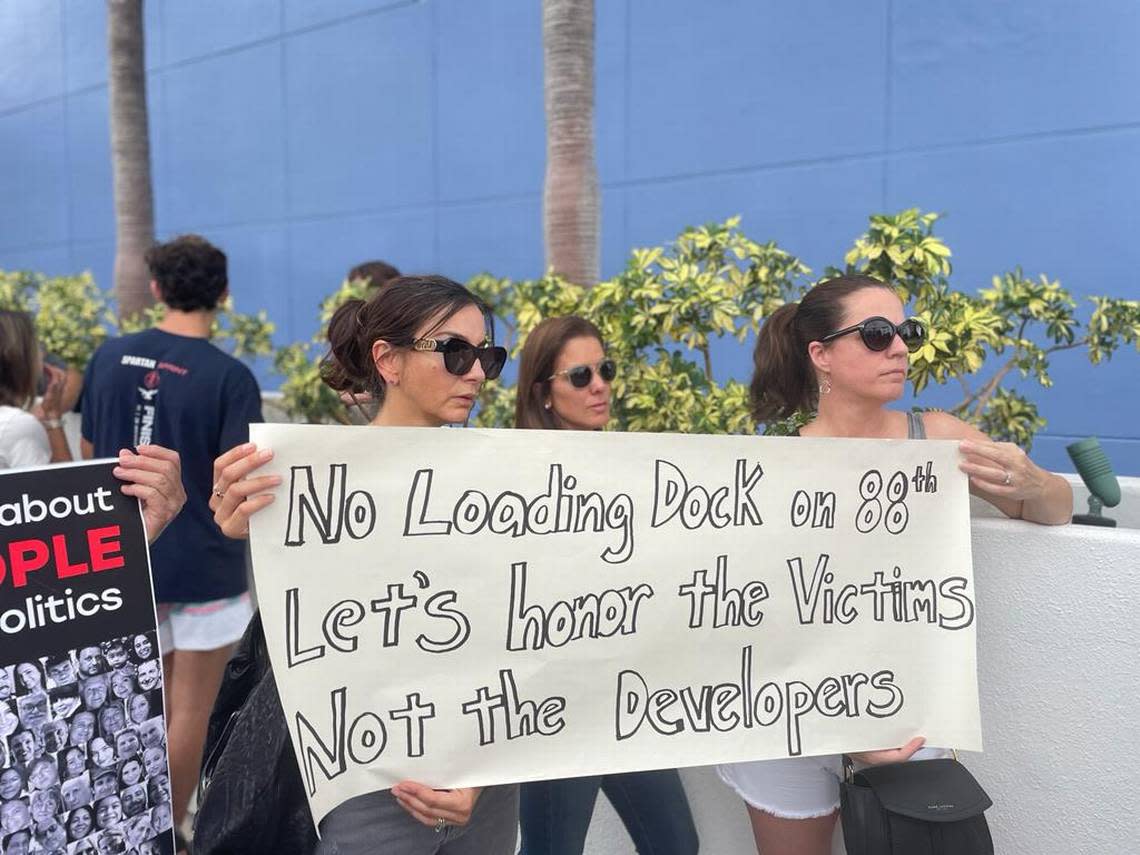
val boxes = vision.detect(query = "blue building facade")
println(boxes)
[1,0,1137,473]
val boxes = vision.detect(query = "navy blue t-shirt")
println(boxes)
[81,328,263,603]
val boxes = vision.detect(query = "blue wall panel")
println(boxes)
[891,0,1140,149]
[286,210,436,340]
[284,4,434,217]
[1,244,72,279]
[61,0,109,92]
[625,0,889,180]
[159,44,287,230]
[437,195,543,284]
[887,131,1140,295]
[594,0,628,186]
[0,102,69,251]
[282,0,412,32]
[0,0,63,112]
[65,86,115,243]
[600,187,628,279]
[435,0,544,202]
[1,0,1138,472]
[625,159,884,276]
[161,0,281,66]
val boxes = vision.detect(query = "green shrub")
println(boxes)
[7,210,1137,447]
[0,269,274,366]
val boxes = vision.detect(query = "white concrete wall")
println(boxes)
[585,479,1140,855]
[965,516,1139,854]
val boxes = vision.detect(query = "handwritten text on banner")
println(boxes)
[247,425,981,824]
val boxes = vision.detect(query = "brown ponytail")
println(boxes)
[749,274,895,422]
[749,302,808,422]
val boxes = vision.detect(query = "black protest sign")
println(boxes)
[0,462,175,855]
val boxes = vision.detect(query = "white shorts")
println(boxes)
[717,746,953,819]
[156,592,253,653]
[717,755,844,819]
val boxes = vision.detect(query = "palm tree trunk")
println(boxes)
[108,0,156,319]
[542,0,600,287]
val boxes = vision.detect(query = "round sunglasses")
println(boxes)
[549,358,617,388]
[412,337,508,379]
[819,316,926,353]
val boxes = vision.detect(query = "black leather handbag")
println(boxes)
[192,611,318,855]
[840,756,994,855]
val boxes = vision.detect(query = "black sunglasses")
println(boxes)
[819,316,926,353]
[412,337,507,379]
[549,358,617,388]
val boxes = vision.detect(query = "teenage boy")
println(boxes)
[80,234,262,833]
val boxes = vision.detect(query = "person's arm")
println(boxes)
[923,411,1073,525]
[113,446,187,545]
[849,736,927,767]
[37,363,72,463]
[391,782,482,829]
[60,365,84,414]
[210,443,281,539]
[41,423,71,463]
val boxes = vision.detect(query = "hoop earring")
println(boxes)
[818,376,832,396]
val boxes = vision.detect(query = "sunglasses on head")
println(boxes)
[549,358,617,388]
[819,316,926,353]
[412,337,507,379]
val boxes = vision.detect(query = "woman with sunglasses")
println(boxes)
[206,275,516,854]
[719,274,1071,855]
[514,315,700,855]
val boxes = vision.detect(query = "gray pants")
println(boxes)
[315,784,519,855]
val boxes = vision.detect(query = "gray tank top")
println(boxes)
[794,411,926,439]
[906,411,927,439]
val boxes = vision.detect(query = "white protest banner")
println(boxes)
[247,425,981,825]
[0,461,176,854]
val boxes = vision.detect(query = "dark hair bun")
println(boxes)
[320,298,373,393]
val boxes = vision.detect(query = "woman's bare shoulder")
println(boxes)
[920,410,987,441]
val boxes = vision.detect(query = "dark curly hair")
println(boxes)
[145,235,228,312]
[346,260,400,289]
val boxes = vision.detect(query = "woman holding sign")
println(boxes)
[720,274,1071,855]
[513,315,700,855]
[207,275,518,854]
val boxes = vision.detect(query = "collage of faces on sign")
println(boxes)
[0,633,173,855]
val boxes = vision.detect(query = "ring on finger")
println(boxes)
[1002,469,1012,486]
[212,484,226,498]
[433,817,446,833]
